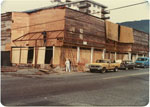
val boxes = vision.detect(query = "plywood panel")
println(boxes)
[11,12,29,46]
[53,47,61,65]
[119,26,134,43]
[122,54,129,60]
[80,48,91,64]
[37,47,46,64]
[21,48,28,64]
[93,50,102,62]
[29,8,65,32]
[62,47,77,65]
[106,21,118,41]
[12,48,20,64]
[105,52,110,59]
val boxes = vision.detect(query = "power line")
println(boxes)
[107,1,148,11]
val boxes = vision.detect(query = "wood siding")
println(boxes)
[1,12,12,51]
[65,8,105,48]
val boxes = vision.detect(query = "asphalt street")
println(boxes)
[1,68,149,106]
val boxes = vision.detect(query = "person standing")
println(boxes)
[65,58,71,72]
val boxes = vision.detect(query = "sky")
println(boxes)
[1,0,150,23]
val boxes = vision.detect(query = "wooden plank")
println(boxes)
[80,48,91,64]
[106,21,118,41]
[53,46,61,65]
[20,48,28,64]
[119,26,134,43]
[37,47,46,64]
[93,50,102,62]
[12,48,20,64]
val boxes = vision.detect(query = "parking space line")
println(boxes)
[103,72,149,80]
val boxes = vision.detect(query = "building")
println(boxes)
[1,6,149,70]
[1,12,12,66]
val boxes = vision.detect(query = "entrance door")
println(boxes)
[45,47,53,64]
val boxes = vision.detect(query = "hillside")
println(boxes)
[118,20,149,34]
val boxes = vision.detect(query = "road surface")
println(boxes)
[1,68,149,106]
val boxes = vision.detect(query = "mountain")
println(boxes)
[118,20,149,34]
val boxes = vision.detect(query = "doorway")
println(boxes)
[27,47,34,63]
[45,47,53,64]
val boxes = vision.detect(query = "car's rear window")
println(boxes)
[96,60,108,63]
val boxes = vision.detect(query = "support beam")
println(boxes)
[136,54,138,60]
[128,52,131,60]
[102,49,105,59]
[77,47,80,63]
[91,47,94,63]
[53,46,55,65]
[115,52,117,61]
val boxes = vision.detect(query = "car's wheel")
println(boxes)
[132,66,135,69]
[125,67,128,70]
[90,69,94,72]
[114,67,118,72]
[101,68,106,73]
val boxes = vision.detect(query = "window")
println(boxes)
[137,58,146,61]
[69,27,75,33]
[93,10,95,14]
[68,4,71,7]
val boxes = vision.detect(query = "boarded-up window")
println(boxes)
[79,29,83,39]
[106,21,118,41]
[37,47,46,64]
[12,48,20,64]
[93,50,102,62]
[21,48,28,64]
[119,26,134,43]
[69,27,75,34]
[80,48,91,64]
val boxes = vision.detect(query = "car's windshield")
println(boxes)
[137,58,147,61]
[96,60,108,63]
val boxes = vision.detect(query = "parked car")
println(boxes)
[88,59,121,73]
[120,60,135,70]
[135,57,149,68]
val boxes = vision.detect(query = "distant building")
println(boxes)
[40,0,109,20]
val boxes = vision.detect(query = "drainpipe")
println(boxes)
[128,52,131,60]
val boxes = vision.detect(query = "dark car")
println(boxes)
[120,60,135,70]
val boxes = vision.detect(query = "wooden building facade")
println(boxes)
[1,7,149,69]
